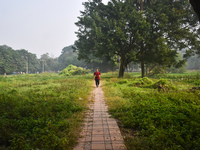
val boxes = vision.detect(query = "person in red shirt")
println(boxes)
[94,68,101,87]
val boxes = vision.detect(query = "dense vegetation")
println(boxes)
[0,74,93,149]
[103,72,200,150]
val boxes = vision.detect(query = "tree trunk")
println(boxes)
[118,56,125,78]
[146,64,149,76]
[141,59,145,78]
[140,0,145,78]
[141,44,145,78]
[141,0,143,11]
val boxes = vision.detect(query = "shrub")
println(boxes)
[59,65,90,76]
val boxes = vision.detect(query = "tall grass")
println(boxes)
[103,74,200,150]
[0,74,93,149]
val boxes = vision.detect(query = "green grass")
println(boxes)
[102,73,200,150]
[0,73,93,150]
[1,71,200,149]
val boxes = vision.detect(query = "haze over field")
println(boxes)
[0,0,109,58]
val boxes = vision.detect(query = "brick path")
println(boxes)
[74,83,126,150]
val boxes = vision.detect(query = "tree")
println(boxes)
[75,0,149,77]
[0,45,41,74]
[0,45,25,74]
[18,49,40,73]
[75,0,199,77]
[135,0,199,77]
[40,53,55,72]
[58,45,86,70]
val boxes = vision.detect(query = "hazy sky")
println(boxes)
[0,0,109,58]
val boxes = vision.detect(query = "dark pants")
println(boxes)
[95,79,100,87]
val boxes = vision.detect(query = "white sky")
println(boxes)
[0,0,109,58]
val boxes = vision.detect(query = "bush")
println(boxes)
[59,65,90,76]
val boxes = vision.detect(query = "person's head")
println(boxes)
[96,68,98,72]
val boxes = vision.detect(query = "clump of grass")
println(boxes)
[147,79,176,91]
[128,77,153,87]
[118,79,128,84]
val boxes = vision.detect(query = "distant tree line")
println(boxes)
[0,45,40,74]
[0,43,199,75]
[0,45,116,75]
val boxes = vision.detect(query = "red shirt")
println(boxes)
[94,71,101,80]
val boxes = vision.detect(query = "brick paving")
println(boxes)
[74,83,126,150]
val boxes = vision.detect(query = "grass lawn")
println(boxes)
[102,71,200,150]
[0,73,93,150]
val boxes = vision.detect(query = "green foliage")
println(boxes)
[103,73,200,150]
[0,44,116,75]
[0,45,40,74]
[0,74,92,149]
[58,45,87,70]
[118,79,128,84]
[75,0,200,78]
[59,65,90,76]
[127,77,153,87]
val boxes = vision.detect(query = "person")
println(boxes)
[94,68,101,87]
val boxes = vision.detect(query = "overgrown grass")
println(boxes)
[0,73,93,150]
[102,73,200,150]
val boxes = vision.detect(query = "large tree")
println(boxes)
[75,0,149,77]
[140,0,200,75]
[75,0,199,77]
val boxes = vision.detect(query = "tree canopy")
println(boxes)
[74,0,200,77]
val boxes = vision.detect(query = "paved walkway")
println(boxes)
[74,83,126,150]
